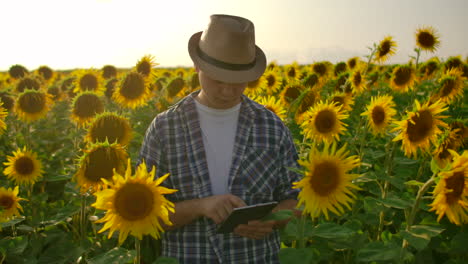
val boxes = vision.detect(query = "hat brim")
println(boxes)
[188,31,267,83]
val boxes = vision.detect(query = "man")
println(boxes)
[139,14,300,263]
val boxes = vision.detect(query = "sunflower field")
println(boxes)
[0,27,467,264]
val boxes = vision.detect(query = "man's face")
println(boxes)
[197,70,247,109]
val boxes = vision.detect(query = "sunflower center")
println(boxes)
[378,41,391,56]
[18,93,46,114]
[137,62,151,76]
[331,96,344,108]
[304,74,319,88]
[417,32,435,48]
[114,183,154,221]
[284,86,301,104]
[84,147,122,183]
[17,78,41,93]
[407,110,433,143]
[91,116,128,145]
[310,160,340,196]
[313,64,327,76]
[120,72,146,99]
[287,68,296,78]
[352,72,362,86]
[315,110,336,133]
[15,156,34,175]
[440,79,455,97]
[445,171,465,204]
[80,74,99,91]
[348,59,357,70]
[334,63,347,76]
[393,68,411,86]
[266,75,276,87]
[0,195,14,210]
[73,94,104,118]
[371,106,386,125]
[167,78,185,98]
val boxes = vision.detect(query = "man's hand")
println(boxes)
[199,194,246,224]
[233,220,276,240]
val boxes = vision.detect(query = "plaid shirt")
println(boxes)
[139,92,300,264]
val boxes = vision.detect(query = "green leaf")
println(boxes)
[154,257,179,264]
[44,174,73,182]
[279,248,317,264]
[405,180,424,187]
[430,158,440,175]
[356,241,401,262]
[376,195,413,209]
[0,236,28,256]
[87,247,136,264]
[401,225,444,250]
[0,216,25,228]
[311,222,355,239]
[262,210,293,221]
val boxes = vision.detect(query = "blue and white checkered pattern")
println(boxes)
[139,92,300,264]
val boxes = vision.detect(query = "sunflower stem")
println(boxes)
[134,237,141,264]
[402,173,436,249]
[414,48,421,70]
[296,212,308,249]
[80,193,87,245]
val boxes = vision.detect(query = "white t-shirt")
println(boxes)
[194,100,241,195]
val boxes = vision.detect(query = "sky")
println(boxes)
[1,0,467,71]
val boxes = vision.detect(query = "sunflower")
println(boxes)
[284,62,301,82]
[75,141,128,193]
[432,130,463,169]
[347,57,360,71]
[415,26,440,52]
[300,100,348,143]
[389,64,417,93]
[15,90,53,122]
[91,159,177,244]
[443,56,464,73]
[102,65,118,79]
[86,112,132,146]
[245,75,267,98]
[449,121,468,148]
[334,72,351,93]
[302,73,320,90]
[280,82,305,106]
[47,85,63,102]
[0,102,7,135]
[293,142,361,219]
[36,66,54,82]
[71,92,105,127]
[135,55,157,77]
[0,92,15,111]
[3,147,44,186]
[113,71,151,109]
[421,58,440,80]
[8,64,28,79]
[263,69,283,95]
[374,36,397,64]
[429,150,468,225]
[165,77,186,100]
[0,186,24,222]
[330,92,354,112]
[433,68,465,104]
[334,62,348,77]
[296,89,320,122]
[189,72,200,92]
[254,95,287,121]
[15,76,42,93]
[104,78,118,99]
[361,95,397,136]
[73,69,105,95]
[311,61,331,80]
[349,67,367,94]
[392,99,448,158]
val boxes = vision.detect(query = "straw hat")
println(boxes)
[188,14,267,83]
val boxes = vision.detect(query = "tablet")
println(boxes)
[216,201,278,234]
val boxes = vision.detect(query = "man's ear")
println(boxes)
[194,65,200,73]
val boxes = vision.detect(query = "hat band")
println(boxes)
[197,46,256,71]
